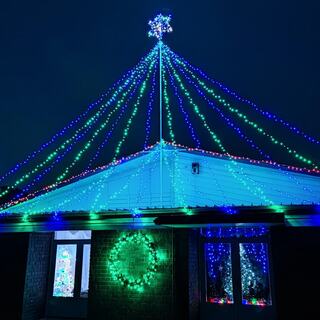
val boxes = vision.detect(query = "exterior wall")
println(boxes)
[0,233,29,319]
[22,232,52,320]
[188,230,200,319]
[87,229,200,320]
[2,226,320,319]
[270,226,320,319]
[88,229,175,320]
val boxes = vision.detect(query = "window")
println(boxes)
[80,244,91,298]
[202,227,272,307]
[205,243,233,304]
[240,243,271,306]
[53,244,77,297]
[51,230,91,299]
[55,230,92,240]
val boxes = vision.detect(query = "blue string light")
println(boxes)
[0,47,158,185]
[164,57,201,148]
[164,46,319,203]
[87,60,158,169]
[204,226,268,238]
[205,243,233,304]
[10,54,156,202]
[148,14,173,40]
[165,46,320,146]
[240,243,271,306]
[164,48,269,159]
[144,59,158,149]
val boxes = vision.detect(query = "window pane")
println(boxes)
[53,244,77,297]
[55,230,92,240]
[80,244,91,298]
[205,243,233,304]
[240,243,271,306]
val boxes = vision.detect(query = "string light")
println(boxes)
[0,145,156,213]
[204,226,268,238]
[92,140,159,213]
[167,47,317,169]
[113,59,157,161]
[164,49,269,159]
[87,61,158,170]
[148,14,173,40]
[0,47,157,185]
[165,46,320,146]
[164,62,201,148]
[165,53,275,206]
[55,57,157,183]
[162,67,175,142]
[166,51,305,204]
[0,48,158,200]
[144,60,158,148]
[2,14,320,214]
[205,243,233,304]
[108,232,159,292]
[12,61,149,200]
[240,243,271,306]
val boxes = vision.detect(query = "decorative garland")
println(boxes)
[108,232,159,292]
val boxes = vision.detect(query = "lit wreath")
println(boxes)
[108,232,159,292]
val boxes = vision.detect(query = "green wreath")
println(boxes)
[108,232,159,292]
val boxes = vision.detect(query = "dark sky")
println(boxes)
[1,0,320,178]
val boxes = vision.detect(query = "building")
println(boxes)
[1,143,320,319]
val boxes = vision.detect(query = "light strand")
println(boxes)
[166,50,316,203]
[162,67,175,143]
[167,47,317,169]
[166,47,320,146]
[0,47,158,185]
[166,56,274,206]
[164,59,201,148]
[0,48,158,200]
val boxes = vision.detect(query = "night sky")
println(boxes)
[1,0,320,181]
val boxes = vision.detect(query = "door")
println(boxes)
[200,227,276,320]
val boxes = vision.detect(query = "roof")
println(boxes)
[2,143,320,215]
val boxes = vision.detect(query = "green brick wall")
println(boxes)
[88,229,176,320]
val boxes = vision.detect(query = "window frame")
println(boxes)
[200,230,274,308]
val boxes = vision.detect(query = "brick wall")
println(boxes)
[88,229,175,320]
[188,230,200,320]
[88,228,201,320]
[22,232,53,320]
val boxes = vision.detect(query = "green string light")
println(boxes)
[57,57,157,183]
[171,51,317,169]
[162,67,175,143]
[112,60,157,161]
[108,232,159,292]
[0,49,158,200]
[89,59,157,211]
[164,51,274,206]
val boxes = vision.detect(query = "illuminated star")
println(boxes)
[148,14,173,40]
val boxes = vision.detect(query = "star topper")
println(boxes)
[148,14,173,40]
